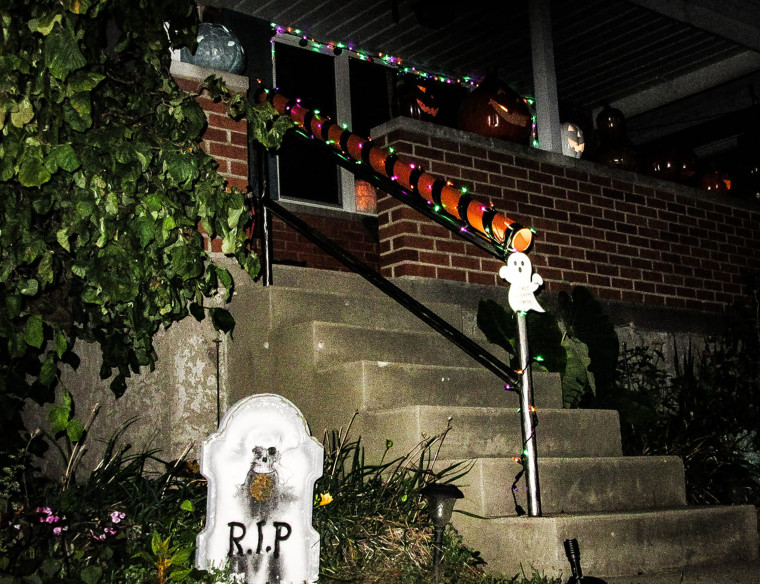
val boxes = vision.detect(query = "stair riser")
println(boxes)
[273,322,481,371]
[453,506,759,578]
[442,456,686,516]
[316,362,563,412]
[352,406,623,461]
[263,287,466,332]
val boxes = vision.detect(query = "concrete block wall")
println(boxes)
[371,118,760,314]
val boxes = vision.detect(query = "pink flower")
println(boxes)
[45,515,60,524]
[53,526,68,535]
[110,511,125,523]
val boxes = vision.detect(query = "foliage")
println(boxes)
[603,292,760,506]
[1,402,561,584]
[313,417,479,583]
[477,286,618,407]
[0,0,261,433]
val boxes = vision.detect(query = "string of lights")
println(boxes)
[260,89,535,254]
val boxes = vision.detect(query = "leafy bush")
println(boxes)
[477,286,618,407]
[590,289,760,506]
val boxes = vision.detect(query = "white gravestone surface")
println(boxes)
[196,394,323,583]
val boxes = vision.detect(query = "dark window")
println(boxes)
[274,42,340,205]
[349,58,393,137]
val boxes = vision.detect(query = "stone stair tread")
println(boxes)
[452,504,759,578]
[258,285,466,332]
[352,405,623,461]
[315,359,563,410]
[440,455,686,515]
[602,560,760,584]
[273,320,488,370]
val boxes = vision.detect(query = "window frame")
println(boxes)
[272,34,392,216]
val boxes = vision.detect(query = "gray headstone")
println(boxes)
[196,394,323,583]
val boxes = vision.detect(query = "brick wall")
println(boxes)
[271,211,380,272]
[172,63,250,253]
[372,118,760,314]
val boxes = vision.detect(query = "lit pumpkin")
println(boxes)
[700,170,731,193]
[595,104,627,146]
[354,179,377,213]
[561,122,585,158]
[393,75,441,122]
[457,75,532,143]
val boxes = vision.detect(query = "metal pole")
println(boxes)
[516,311,541,516]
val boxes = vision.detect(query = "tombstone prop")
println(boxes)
[196,394,323,583]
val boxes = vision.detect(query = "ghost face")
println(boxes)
[499,252,532,284]
[251,446,278,474]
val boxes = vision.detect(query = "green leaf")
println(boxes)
[151,530,162,555]
[49,403,69,435]
[79,565,102,584]
[38,253,54,285]
[6,295,22,319]
[66,418,84,442]
[168,568,193,581]
[56,228,71,251]
[180,499,194,512]
[68,70,105,92]
[18,156,52,187]
[44,26,86,80]
[46,143,80,172]
[10,97,34,127]
[39,352,58,387]
[24,314,44,348]
[209,307,235,335]
[28,13,64,36]
[55,329,68,358]
[188,302,205,322]
[561,335,595,407]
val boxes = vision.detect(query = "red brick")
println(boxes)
[437,267,467,282]
[208,142,248,161]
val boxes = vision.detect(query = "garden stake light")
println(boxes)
[420,483,464,583]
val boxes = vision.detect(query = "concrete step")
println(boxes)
[441,456,686,516]
[603,560,760,584]
[255,286,466,333]
[272,321,484,372]
[351,405,623,461]
[315,362,563,412]
[452,504,759,579]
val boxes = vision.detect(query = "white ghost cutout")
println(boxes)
[499,252,545,313]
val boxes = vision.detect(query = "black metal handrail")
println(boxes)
[260,195,519,387]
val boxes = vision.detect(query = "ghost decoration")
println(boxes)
[499,253,545,313]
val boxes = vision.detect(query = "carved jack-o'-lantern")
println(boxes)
[393,75,441,122]
[596,104,627,146]
[700,170,731,193]
[561,122,585,158]
[457,75,532,143]
[643,147,697,185]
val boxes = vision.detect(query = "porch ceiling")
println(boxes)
[206,0,760,159]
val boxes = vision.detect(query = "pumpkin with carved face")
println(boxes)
[458,75,532,143]
[561,122,585,158]
[393,75,441,122]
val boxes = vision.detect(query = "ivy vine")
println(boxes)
[0,0,286,432]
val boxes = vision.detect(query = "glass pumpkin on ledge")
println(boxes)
[180,22,246,75]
